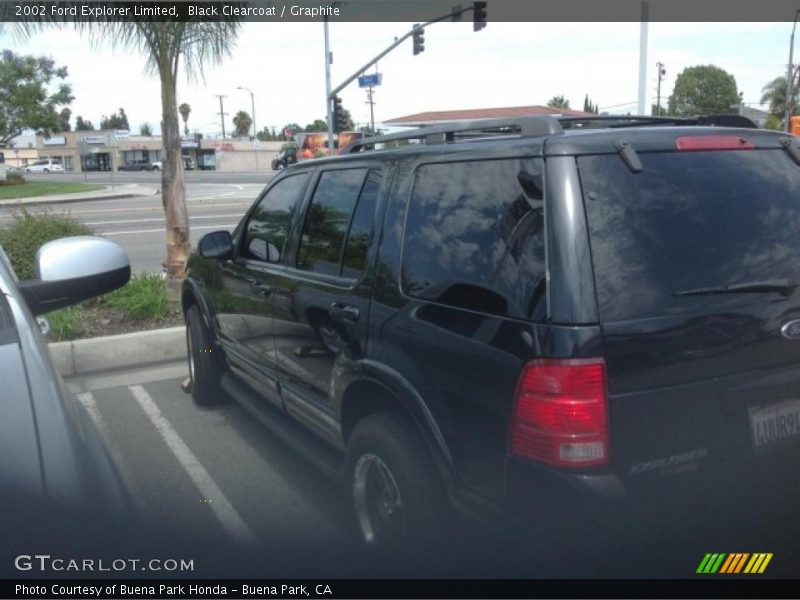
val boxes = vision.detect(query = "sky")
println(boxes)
[2,21,793,136]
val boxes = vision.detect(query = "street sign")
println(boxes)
[358,73,382,88]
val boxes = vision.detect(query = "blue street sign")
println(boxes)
[358,73,383,88]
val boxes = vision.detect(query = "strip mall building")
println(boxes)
[24,130,283,172]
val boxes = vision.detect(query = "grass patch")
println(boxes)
[103,273,168,320]
[0,209,93,280]
[0,181,103,200]
[47,306,84,341]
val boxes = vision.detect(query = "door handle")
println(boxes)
[329,302,360,323]
[250,282,272,297]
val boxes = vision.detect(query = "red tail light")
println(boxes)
[510,358,609,468]
[676,135,754,151]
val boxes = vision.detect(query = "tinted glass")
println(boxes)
[297,169,367,275]
[403,158,546,319]
[342,170,381,278]
[581,150,800,322]
[243,173,309,263]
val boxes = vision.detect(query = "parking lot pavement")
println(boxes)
[64,362,363,577]
[62,362,800,579]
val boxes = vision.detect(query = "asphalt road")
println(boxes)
[1,175,270,273]
[30,170,274,186]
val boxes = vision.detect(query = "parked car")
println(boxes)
[182,115,800,550]
[150,157,193,171]
[118,159,151,171]
[0,236,132,528]
[24,159,64,173]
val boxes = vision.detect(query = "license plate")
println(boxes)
[749,399,800,449]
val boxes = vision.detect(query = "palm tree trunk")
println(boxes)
[158,60,189,281]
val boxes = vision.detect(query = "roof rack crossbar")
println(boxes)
[342,116,564,153]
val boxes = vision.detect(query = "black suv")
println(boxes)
[182,116,800,550]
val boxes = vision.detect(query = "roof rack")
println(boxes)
[559,114,758,129]
[341,116,564,154]
[341,113,759,154]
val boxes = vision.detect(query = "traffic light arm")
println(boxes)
[329,4,479,99]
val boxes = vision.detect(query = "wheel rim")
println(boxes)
[186,325,196,383]
[353,453,406,546]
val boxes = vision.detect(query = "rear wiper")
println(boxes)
[673,279,798,297]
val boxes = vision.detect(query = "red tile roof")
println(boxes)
[385,105,592,125]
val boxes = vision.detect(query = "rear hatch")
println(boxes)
[578,131,800,493]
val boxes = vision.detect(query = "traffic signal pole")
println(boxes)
[325,3,484,143]
[324,16,335,154]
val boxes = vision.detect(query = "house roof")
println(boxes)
[384,105,593,126]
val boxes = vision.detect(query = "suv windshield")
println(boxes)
[581,149,800,322]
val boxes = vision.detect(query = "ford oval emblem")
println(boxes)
[781,320,800,340]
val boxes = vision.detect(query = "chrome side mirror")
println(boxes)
[17,236,131,316]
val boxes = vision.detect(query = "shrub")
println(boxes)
[47,306,83,341]
[103,273,168,320]
[1,172,26,186]
[0,210,92,280]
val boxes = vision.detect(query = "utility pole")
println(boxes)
[365,86,376,132]
[637,1,650,116]
[215,94,228,138]
[785,10,799,132]
[656,61,666,116]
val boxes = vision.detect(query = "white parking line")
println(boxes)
[85,215,241,226]
[102,224,239,236]
[75,392,147,513]
[127,385,257,546]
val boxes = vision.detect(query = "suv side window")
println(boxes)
[296,168,374,276]
[342,170,381,278]
[402,158,546,320]
[243,173,310,263]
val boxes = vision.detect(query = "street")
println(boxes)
[1,172,272,273]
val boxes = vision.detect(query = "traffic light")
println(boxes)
[332,95,347,132]
[473,1,487,31]
[412,24,425,55]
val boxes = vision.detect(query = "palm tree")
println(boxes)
[760,75,799,123]
[232,110,253,138]
[547,95,571,109]
[19,16,242,280]
[179,103,191,138]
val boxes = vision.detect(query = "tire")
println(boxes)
[185,304,228,406]
[346,413,447,552]
[152,166,160,171]
[43,168,49,173]
[276,162,285,171]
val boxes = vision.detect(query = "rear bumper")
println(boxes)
[451,452,800,576]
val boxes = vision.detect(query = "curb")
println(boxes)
[0,186,159,208]
[50,326,186,377]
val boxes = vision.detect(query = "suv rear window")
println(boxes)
[402,158,546,320]
[581,150,800,322]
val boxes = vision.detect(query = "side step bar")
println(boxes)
[220,372,344,482]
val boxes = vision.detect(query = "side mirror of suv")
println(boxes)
[17,236,131,316]
[198,231,234,260]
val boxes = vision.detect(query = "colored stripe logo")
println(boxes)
[697,553,773,574]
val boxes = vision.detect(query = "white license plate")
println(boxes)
[749,399,800,449]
